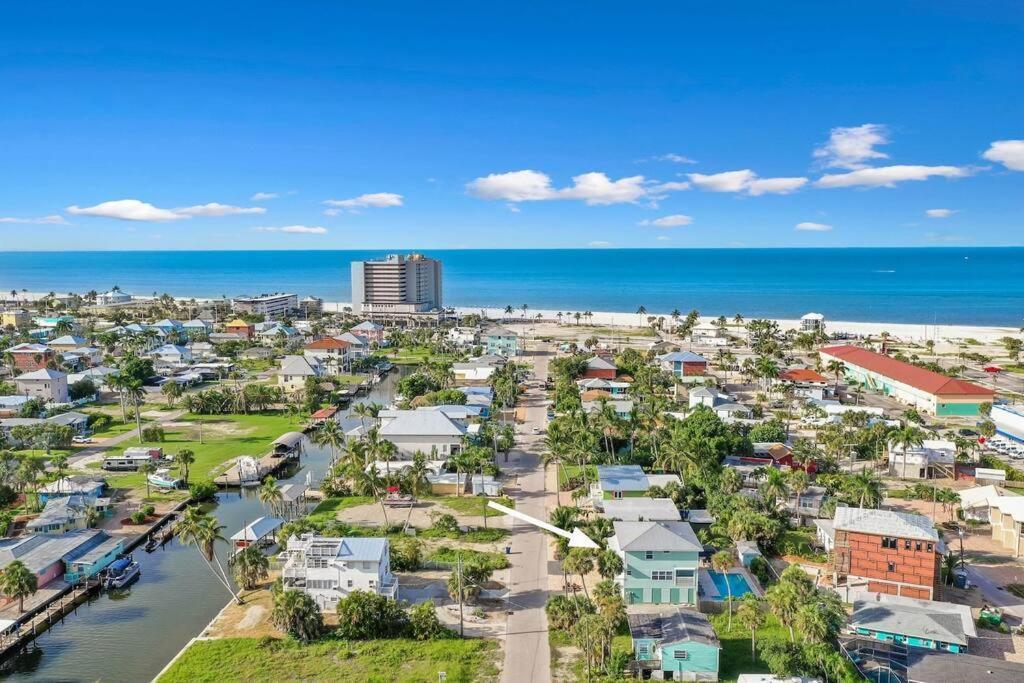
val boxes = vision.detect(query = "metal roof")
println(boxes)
[601,498,681,522]
[833,505,939,542]
[231,516,284,542]
[627,608,719,647]
[906,650,1024,683]
[613,521,703,552]
[851,595,975,646]
[379,410,466,437]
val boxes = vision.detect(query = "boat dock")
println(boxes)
[213,431,304,487]
[0,578,104,659]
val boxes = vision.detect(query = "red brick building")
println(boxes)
[224,319,255,339]
[4,343,55,371]
[830,506,941,600]
[583,355,617,380]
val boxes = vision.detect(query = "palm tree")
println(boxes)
[758,468,789,511]
[0,560,38,612]
[311,419,346,465]
[596,549,623,581]
[174,449,195,484]
[176,506,240,603]
[138,461,157,498]
[230,544,270,590]
[766,579,802,642]
[563,548,595,599]
[259,476,284,514]
[401,452,434,532]
[890,425,925,480]
[635,305,647,327]
[161,381,183,407]
[736,594,765,660]
[503,305,514,322]
[848,471,884,509]
[788,469,810,524]
[271,588,324,642]
[825,359,846,392]
[50,453,69,489]
[711,550,735,629]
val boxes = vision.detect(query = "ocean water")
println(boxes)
[0,248,1022,326]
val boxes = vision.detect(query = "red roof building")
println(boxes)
[820,345,993,417]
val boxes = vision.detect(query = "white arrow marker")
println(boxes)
[487,500,600,549]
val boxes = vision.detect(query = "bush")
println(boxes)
[334,590,409,640]
[271,589,324,642]
[429,546,509,571]
[129,511,147,524]
[141,504,156,517]
[432,513,460,536]
[545,595,595,631]
[87,413,112,431]
[390,536,423,572]
[189,481,218,502]
[750,556,774,585]
[0,484,17,508]
[141,425,165,443]
[408,600,455,640]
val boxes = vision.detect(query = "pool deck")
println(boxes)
[697,567,765,600]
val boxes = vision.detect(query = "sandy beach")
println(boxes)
[318,301,1019,343]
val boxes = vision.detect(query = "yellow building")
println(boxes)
[0,309,31,329]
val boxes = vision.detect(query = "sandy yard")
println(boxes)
[336,498,509,532]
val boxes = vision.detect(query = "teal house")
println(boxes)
[849,595,975,654]
[484,325,519,357]
[63,531,125,583]
[628,608,720,681]
[609,521,702,605]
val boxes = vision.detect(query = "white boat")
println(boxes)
[104,556,141,589]
[148,468,184,489]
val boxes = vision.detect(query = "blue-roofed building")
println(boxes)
[0,529,123,587]
[27,494,109,534]
[38,475,107,504]
[281,534,398,611]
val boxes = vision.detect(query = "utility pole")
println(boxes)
[457,553,464,637]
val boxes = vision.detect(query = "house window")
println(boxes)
[626,567,632,576]
[882,537,897,549]
[887,562,896,572]
[904,540,911,550]
[675,569,695,579]
[637,645,649,658]
[927,543,933,552]
[644,551,654,560]
[347,580,354,588]
[651,570,673,581]
[915,542,922,551]
[613,491,623,499]
[673,651,689,660]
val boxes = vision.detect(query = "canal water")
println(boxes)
[2,369,406,682]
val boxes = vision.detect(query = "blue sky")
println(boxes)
[1,2,1022,250]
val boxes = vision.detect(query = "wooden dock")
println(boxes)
[213,431,305,487]
[0,578,103,660]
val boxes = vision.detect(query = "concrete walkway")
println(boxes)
[500,343,554,683]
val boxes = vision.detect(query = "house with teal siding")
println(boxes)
[609,521,702,605]
[628,608,720,681]
[484,325,519,357]
[849,593,976,654]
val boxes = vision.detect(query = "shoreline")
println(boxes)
[321,302,1020,343]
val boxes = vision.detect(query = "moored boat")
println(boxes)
[147,468,184,489]
[104,555,141,589]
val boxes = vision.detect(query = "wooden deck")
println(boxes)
[213,450,299,487]
[0,578,102,660]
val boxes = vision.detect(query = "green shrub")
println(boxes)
[189,481,218,502]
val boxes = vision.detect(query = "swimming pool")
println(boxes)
[707,570,755,598]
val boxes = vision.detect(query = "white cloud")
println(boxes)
[173,203,266,217]
[506,204,521,213]
[558,172,648,205]
[814,165,971,189]
[66,199,185,222]
[0,214,69,225]
[253,225,327,234]
[746,177,808,196]
[925,208,956,218]
[655,235,671,241]
[687,170,807,195]
[654,153,698,164]
[251,192,280,201]
[587,240,613,247]
[639,214,694,228]
[323,192,404,211]
[467,170,682,206]
[795,221,833,232]
[982,140,1024,171]
[813,124,890,169]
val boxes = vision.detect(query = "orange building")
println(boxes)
[830,506,941,600]
[224,319,255,339]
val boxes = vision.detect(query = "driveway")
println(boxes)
[500,343,554,683]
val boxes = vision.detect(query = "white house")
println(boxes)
[336,332,370,358]
[280,534,397,611]
[151,344,192,365]
[377,409,467,457]
[887,439,957,479]
[97,289,133,306]
[691,323,729,347]
[14,368,69,403]
[277,355,322,392]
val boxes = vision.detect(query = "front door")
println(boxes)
[651,588,662,604]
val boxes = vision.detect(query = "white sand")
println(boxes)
[321,301,1019,343]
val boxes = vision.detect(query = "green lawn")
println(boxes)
[385,346,456,365]
[557,464,597,488]
[710,612,790,683]
[158,636,500,683]
[103,411,305,498]
[434,495,514,518]
[334,373,370,385]
[307,496,375,525]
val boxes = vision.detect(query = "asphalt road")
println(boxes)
[500,343,554,683]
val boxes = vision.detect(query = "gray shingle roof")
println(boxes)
[379,410,466,437]
[601,498,681,522]
[833,506,939,542]
[613,521,702,552]
[907,650,1024,683]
